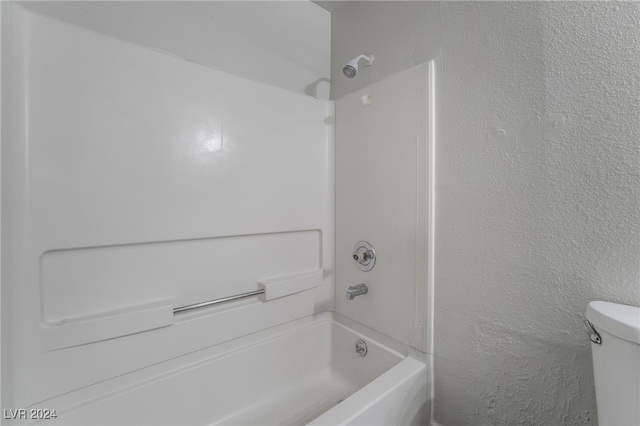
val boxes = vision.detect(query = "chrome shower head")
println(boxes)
[342,54,374,78]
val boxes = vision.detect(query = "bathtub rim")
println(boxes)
[307,355,428,426]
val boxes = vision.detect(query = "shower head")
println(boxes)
[342,54,374,78]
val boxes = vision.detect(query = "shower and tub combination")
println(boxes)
[1,2,434,425]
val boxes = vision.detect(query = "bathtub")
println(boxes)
[28,312,428,425]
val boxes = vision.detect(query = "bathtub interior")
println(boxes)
[29,312,410,425]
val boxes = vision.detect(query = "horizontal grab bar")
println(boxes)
[173,269,323,314]
[173,289,265,314]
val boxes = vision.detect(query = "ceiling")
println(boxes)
[312,1,348,13]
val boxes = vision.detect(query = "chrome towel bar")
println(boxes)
[173,289,265,314]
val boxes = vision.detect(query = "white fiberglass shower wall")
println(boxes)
[2,1,333,409]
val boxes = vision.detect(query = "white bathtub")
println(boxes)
[28,312,428,425]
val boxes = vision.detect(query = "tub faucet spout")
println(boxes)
[347,283,368,300]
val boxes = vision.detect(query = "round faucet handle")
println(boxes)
[353,251,369,262]
[351,241,376,271]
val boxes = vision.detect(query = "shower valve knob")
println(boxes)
[352,241,376,272]
[353,252,369,262]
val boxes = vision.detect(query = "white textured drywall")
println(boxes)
[3,4,333,407]
[332,2,640,425]
[0,1,4,414]
[18,0,331,98]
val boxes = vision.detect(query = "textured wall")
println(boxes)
[332,2,640,425]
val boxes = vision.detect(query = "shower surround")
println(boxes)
[1,2,432,424]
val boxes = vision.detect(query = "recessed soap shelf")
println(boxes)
[43,269,323,351]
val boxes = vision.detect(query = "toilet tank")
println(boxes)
[586,301,640,426]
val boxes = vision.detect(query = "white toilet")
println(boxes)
[586,301,640,426]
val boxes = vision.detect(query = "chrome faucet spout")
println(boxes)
[347,283,368,300]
